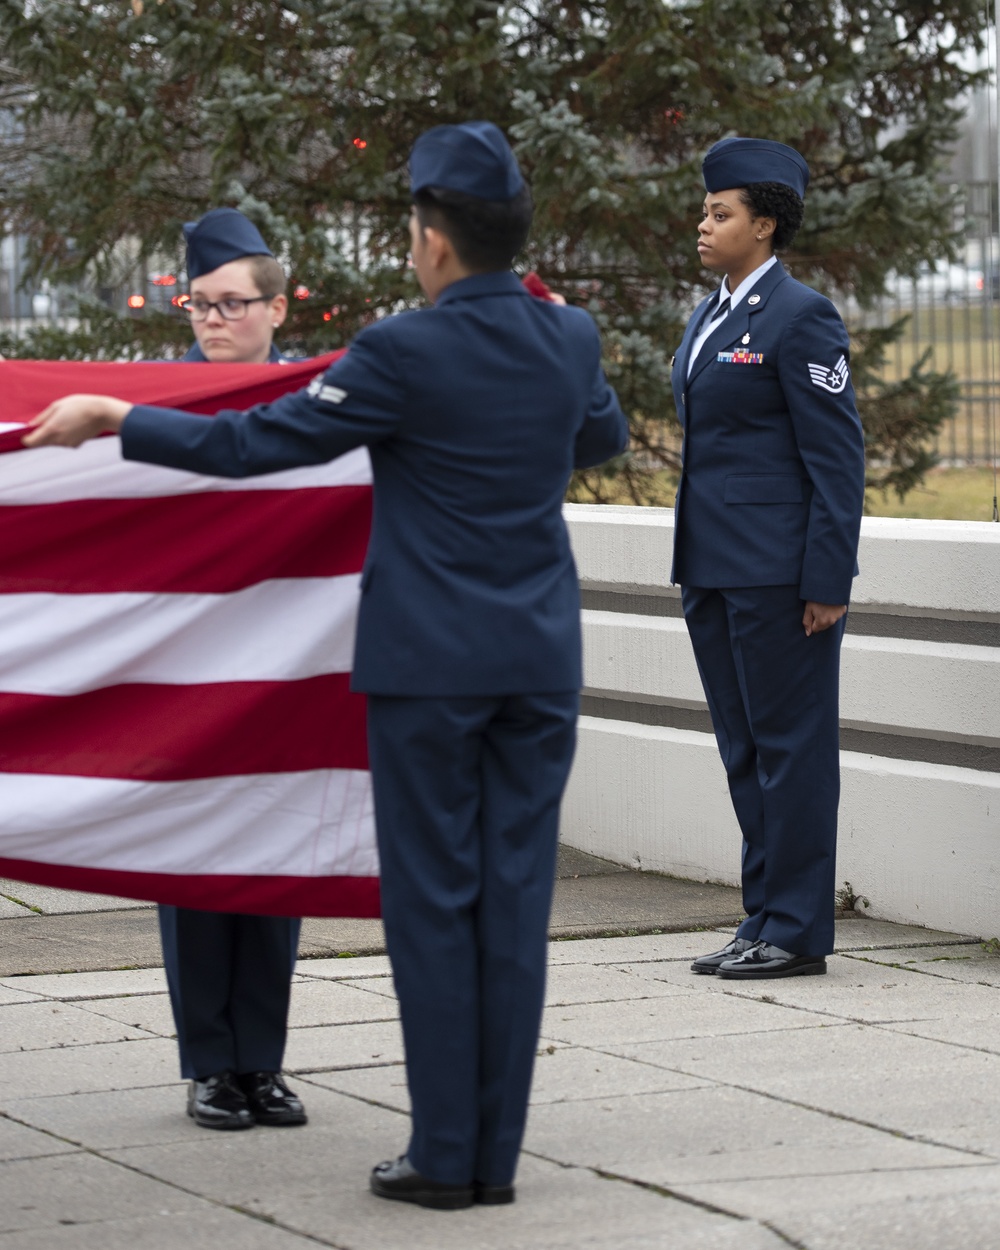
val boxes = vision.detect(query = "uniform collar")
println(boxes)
[434,270,529,306]
[723,254,779,312]
[682,259,788,387]
[181,342,286,363]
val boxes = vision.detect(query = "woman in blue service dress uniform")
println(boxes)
[159,208,307,1130]
[671,138,866,980]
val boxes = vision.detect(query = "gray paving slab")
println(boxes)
[884,1015,1000,1053]
[548,930,734,965]
[283,1018,405,1072]
[0,911,163,977]
[0,1000,156,1053]
[104,1087,785,1250]
[0,1150,204,1235]
[0,1115,78,1162]
[0,917,998,1246]
[335,976,397,1001]
[544,961,689,1005]
[286,978,400,1028]
[524,1084,977,1187]
[0,881,149,915]
[296,954,394,979]
[319,1042,710,1114]
[0,1036,178,1100]
[0,986,45,1007]
[676,1164,1000,1250]
[72,992,176,1038]
[549,871,744,937]
[540,988,834,1047]
[0,967,168,1000]
[831,919,979,949]
[0,1209,320,1249]
[704,954,1000,1024]
[1,1084,196,1151]
[0,896,31,920]
[843,943,1000,986]
[618,1023,1000,1157]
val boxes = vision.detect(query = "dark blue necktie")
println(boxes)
[700,294,730,335]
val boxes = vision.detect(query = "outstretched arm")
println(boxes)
[23,395,132,447]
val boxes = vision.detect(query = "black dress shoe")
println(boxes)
[187,1071,255,1130]
[474,1181,515,1205]
[370,1155,474,1210]
[715,940,827,980]
[690,936,754,974]
[236,1071,307,1126]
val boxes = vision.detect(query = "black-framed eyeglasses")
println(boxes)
[184,295,276,322]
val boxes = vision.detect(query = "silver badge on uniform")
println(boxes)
[807,354,850,394]
[748,294,760,305]
[741,333,750,344]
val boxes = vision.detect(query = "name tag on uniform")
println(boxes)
[717,350,763,365]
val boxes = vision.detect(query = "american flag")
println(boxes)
[0,356,379,918]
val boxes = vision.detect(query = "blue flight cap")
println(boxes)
[183,208,273,280]
[702,137,809,198]
[410,121,525,201]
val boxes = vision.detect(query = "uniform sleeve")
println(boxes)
[573,319,629,468]
[777,297,866,604]
[121,326,405,478]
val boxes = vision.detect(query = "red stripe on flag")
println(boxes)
[0,351,346,452]
[0,856,381,918]
[0,488,371,593]
[0,675,369,780]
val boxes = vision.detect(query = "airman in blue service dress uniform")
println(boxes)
[25,122,628,1208]
[158,209,307,1132]
[673,138,866,980]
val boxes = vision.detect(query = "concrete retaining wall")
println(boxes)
[562,504,1000,937]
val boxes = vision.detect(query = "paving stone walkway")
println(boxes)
[0,893,998,1248]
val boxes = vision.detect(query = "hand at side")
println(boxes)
[802,601,847,636]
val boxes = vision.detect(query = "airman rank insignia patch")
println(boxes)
[717,350,763,364]
[307,376,348,405]
[807,354,849,393]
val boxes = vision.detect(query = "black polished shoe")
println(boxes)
[474,1181,516,1205]
[236,1071,307,1126]
[370,1155,474,1210]
[187,1071,255,1130]
[690,936,754,975]
[715,940,827,980]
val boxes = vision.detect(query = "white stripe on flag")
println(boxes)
[0,769,377,878]
[0,440,372,502]
[0,576,360,694]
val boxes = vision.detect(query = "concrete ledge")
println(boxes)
[562,505,1000,935]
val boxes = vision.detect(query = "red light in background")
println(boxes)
[170,294,191,307]
[151,274,176,286]
[353,137,367,149]
[323,312,332,321]
[127,294,145,309]
[294,285,310,300]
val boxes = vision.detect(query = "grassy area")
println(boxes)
[865,465,999,522]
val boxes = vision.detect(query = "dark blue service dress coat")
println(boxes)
[671,259,865,957]
[158,337,300,1082]
[121,271,628,1186]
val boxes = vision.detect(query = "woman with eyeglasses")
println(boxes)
[158,208,306,1133]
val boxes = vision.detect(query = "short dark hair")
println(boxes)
[738,182,804,251]
[413,184,534,272]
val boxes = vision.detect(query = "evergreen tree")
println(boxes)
[0,0,988,497]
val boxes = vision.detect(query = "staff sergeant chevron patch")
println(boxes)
[807,354,850,394]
